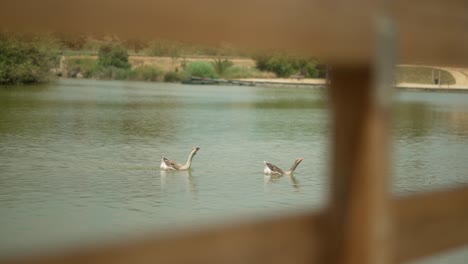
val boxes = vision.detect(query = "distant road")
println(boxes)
[400,64,468,87]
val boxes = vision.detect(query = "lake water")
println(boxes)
[1,79,467,262]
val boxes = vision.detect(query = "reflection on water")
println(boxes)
[160,170,198,199]
[264,174,301,192]
[393,91,468,194]
[0,79,467,261]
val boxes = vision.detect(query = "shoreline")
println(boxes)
[57,77,468,92]
[232,78,468,92]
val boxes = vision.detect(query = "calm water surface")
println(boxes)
[1,79,467,261]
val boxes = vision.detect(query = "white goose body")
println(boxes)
[263,165,273,175]
[160,159,175,170]
[263,158,304,176]
[160,147,200,171]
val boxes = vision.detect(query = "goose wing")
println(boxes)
[163,157,182,170]
[265,162,282,173]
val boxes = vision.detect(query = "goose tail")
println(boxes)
[287,158,304,175]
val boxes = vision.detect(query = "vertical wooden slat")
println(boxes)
[326,66,393,264]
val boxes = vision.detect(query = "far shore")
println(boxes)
[233,78,468,91]
[61,55,468,91]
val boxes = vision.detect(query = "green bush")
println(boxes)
[253,53,319,78]
[0,36,59,84]
[223,66,262,79]
[93,66,128,80]
[184,61,217,79]
[97,43,131,69]
[128,65,163,81]
[265,56,295,77]
[65,58,98,78]
[164,71,182,82]
[211,58,234,77]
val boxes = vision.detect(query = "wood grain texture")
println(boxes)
[3,186,468,264]
[0,0,466,66]
[327,66,393,264]
[395,186,468,263]
[3,212,326,264]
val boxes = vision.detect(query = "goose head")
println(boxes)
[192,147,200,155]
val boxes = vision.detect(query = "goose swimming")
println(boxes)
[263,158,304,176]
[160,147,200,171]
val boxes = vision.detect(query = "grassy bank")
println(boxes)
[38,35,324,81]
[1,33,460,86]
[63,55,272,82]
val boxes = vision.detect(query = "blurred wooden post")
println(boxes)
[327,66,392,264]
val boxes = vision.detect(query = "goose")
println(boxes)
[263,158,304,176]
[160,147,200,171]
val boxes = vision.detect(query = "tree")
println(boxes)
[0,35,59,84]
[97,43,131,69]
[253,53,319,78]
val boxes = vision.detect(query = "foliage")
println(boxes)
[164,71,183,82]
[254,53,319,78]
[65,58,99,78]
[128,65,163,81]
[64,57,165,82]
[97,43,131,69]
[211,58,234,77]
[93,66,128,80]
[183,61,217,79]
[223,66,264,79]
[0,35,60,84]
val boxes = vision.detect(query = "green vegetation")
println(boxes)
[184,61,217,79]
[0,35,60,84]
[64,45,163,81]
[65,60,164,82]
[396,66,455,85]
[0,33,328,85]
[164,71,183,82]
[97,43,131,69]
[223,66,264,79]
[65,58,99,78]
[128,65,163,81]
[59,40,269,82]
[254,53,322,78]
[211,58,234,77]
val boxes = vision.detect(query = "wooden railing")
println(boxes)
[4,186,468,264]
[1,0,467,263]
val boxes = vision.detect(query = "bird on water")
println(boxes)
[263,158,304,176]
[160,147,200,171]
